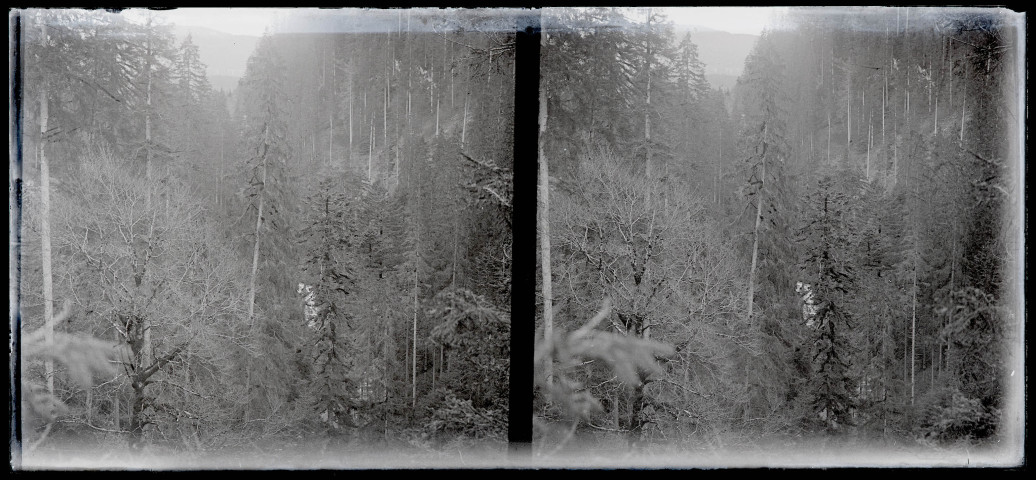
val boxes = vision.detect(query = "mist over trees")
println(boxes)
[14,8,514,466]
[10,6,1024,470]
[533,6,1023,462]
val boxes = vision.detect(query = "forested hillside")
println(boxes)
[14,8,514,467]
[10,6,1024,470]
[534,7,1023,464]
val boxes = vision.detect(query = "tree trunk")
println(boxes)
[883,308,890,437]
[714,128,721,205]
[450,35,455,110]
[747,125,767,324]
[184,345,191,406]
[86,388,92,425]
[126,342,183,449]
[407,11,412,133]
[910,249,917,405]
[129,383,147,449]
[412,244,418,411]
[384,70,389,147]
[411,82,419,410]
[368,113,374,183]
[861,117,870,179]
[627,383,645,449]
[959,86,966,143]
[348,70,354,163]
[127,313,147,449]
[246,127,269,325]
[892,66,899,189]
[643,12,653,203]
[933,96,938,135]
[330,43,336,168]
[142,17,154,364]
[113,394,120,431]
[144,18,154,187]
[461,93,469,147]
[883,70,887,174]
[827,110,832,164]
[538,29,553,385]
[219,124,225,208]
[642,11,655,338]
[866,116,872,179]
[38,60,55,396]
[861,89,865,148]
[846,66,851,151]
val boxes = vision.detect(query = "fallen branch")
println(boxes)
[460,151,505,172]
[586,422,626,433]
[56,418,129,435]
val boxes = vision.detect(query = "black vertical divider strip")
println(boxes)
[509,12,540,460]
[10,12,25,463]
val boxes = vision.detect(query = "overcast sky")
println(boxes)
[664,7,787,35]
[126,8,293,37]
[128,7,784,37]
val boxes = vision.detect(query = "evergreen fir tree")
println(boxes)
[298,171,359,433]
[796,171,862,433]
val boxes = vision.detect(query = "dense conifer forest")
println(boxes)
[14,8,514,468]
[10,6,1024,469]
[533,7,1023,466]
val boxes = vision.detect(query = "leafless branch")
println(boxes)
[654,378,711,399]
[149,379,210,399]
[481,186,512,209]
[27,423,53,452]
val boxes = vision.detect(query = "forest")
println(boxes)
[533,7,1024,465]
[14,8,515,467]
[10,6,1024,470]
